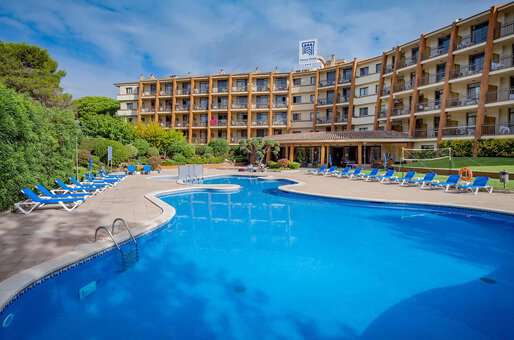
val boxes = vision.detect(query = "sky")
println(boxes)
[0,0,499,98]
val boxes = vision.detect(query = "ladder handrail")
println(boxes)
[94,226,121,250]
[111,218,136,245]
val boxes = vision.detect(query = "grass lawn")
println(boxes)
[407,157,514,173]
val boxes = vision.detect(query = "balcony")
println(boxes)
[159,106,172,112]
[382,86,391,96]
[230,137,246,143]
[192,137,208,144]
[232,103,248,109]
[482,123,514,135]
[174,120,189,127]
[252,120,268,126]
[378,109,387,118]
[212,87,228,94]
[194,88,209,94]
[319,79,336,87]
[211,103,228,110]
[418,72,446,86]
[159,90,173,96]
[451,63,482,80]
[273,102,288,108]
[232,85,248,92]
[339,77,352,84]
[317,98,334,105]
[491,55,514,72]
[425,45,449,60]
[447,95,479,108]
[338,96,349,104]
[393,80,414,92]
[231,120,248,127]
[274,85,288,91]
[391,107,411,116]
[316,117,333,124]
[456,28,488,50]
[416,99,441,112]
[253,85,269,92]
[192,121,208,127]
[441,125,476,137]
[142,91,156,97]
[175,104,190,111]
[140,107,155,113]
[194,104,208,110]
[414,128,437,138]
[384,64,394,74]
[398,56,417,69]
[486,88,514,103]
[498,21,514,39]
[254,103,269,109]
[210,119,227,127]
[159,121,172,128]
[176,88,191,95]
[272,119,287,126]
[336,115,348,123]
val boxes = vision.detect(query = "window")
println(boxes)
[342,68,352,81]
[126,87,133,94]
[359,107,369,116]
[375,63,382,73]
[310,76,316,85]
[359,87,369,97]
[359,127,368,131]
[466,112,477,127]
[293,78,301,86]
[293,95,302,104]
[310,94,315,103]
[293,112,301,121]
[126,102,133,110]
[360,67,369,77]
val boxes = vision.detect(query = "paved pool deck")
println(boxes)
[1,168,513,282]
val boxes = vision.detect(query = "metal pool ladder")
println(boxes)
[94,218,139,271]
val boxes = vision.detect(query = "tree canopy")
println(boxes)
[0,42,71,107]
[238,138,280,165]
[73,96,119,117]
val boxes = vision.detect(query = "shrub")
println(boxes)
[440,140,473,157]
[267,161,280,169]
[89,137,130,165]
[148,156,162,170]
[194,144,213,157]
[133,138,150,156]
[172,153,187,164]
[208,138,230,157]
[288,161,300,169]
[126,144,138,159]
[147,146,160,158]
[440,139,514,157]
[278,158,290,168]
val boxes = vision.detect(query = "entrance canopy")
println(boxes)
[265,130,411,145]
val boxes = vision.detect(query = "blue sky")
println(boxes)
[0,0,498,98]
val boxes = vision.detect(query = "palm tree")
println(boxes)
[238,138,280,165]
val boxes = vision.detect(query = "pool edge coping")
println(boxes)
[1,173,513,313]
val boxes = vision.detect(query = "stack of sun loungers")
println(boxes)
[15,171,127,215]
[306,166,493,195]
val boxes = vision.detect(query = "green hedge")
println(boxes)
[440,139,514,157]
[0,86,77,210]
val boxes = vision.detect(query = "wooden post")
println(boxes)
[155,80,160,123]
[207,76,213,143]
[289,145,295,162]
[386,47,401,131]
[331,66,340,131]
[313,70,320,131]
[357,143,363,165]
[408,35,426,137]
[373,53,387,130]
[171,78,177,128]
[268,72,274,136]
[320,144,326,164]
[247,73,253,138]
[227,75,233,143]
[188,79,194,143]
[287,72,293,132]
[347,58,358,131]
[137,80,143,123]
[437,23,459,141]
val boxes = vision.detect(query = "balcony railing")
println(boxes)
[339,77,352,84]
[336,115,348,123]
[398,56,417,69]
[384,65,394,74]
[447,95,479,108]
[232,103,248,109]
[231,137,246,143]
[142,91,156,96]
[416,99,441,112]
[378,110,387,118]
[174,120,189,127]
[391,107,411,116]
[211,103,227,109]
[175,104,190,111]
[393,80,414,92]
[451,63,483,79]
[382,86,391,96]
[252,120,268,126]
[441,125,476,137]
[192,137,208,144]
[486,88,514,103]
[456,28,488,50]
[319,79,336,87]
[316,117,333,124]
[318,98,334,105]
[273,119,287,126]
[414,128,437,138]
[176,88,191,95]
[338,96,350,103]
[192,121,208,127]
[212,87,228,93]
[210,119,228,127]
[425,45,449,59]
[232,85,248,92]
[231,120,248,126]
[254,103,269,109]
[194,104,208,110]
[274,85,288,91]
[273,102,288,108]
[492,123,514,135]
[418,72,446,86]
[159,90,173,96]
[159,122,172,128]
[194,88,209,94]
[159,106,172,112]
[491,55,514,71]
[497,21,514,38]
[253,85,269,92]
[141,107,155,113]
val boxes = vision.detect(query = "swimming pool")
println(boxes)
[1,176,514,339]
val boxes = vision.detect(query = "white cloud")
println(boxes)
[0,0,499,98]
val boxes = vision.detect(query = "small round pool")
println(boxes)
[1,176,514,339]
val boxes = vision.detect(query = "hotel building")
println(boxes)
[115,3,514,165]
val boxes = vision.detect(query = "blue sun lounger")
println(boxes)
[15,188,84,215]
[84,173,118,185]
[377,169,395,183]
[348,167,362,179]
[323,166,337,176]
[409,172,436,188]
[55,179,99,194]
[361,168,380,181]
[308,164,327,175]
[392,170,416,186]
[142,165,152,175]
[99,170,126,180]
[36,184,90,199]
[127,165,137,175]
[432,174,460,192]
[457,176,493,195]
[336,167,351,178]
[70,177,109,191]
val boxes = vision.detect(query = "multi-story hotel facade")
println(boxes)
[115,3,514,165]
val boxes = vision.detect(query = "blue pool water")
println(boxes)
[2,176,514,339]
